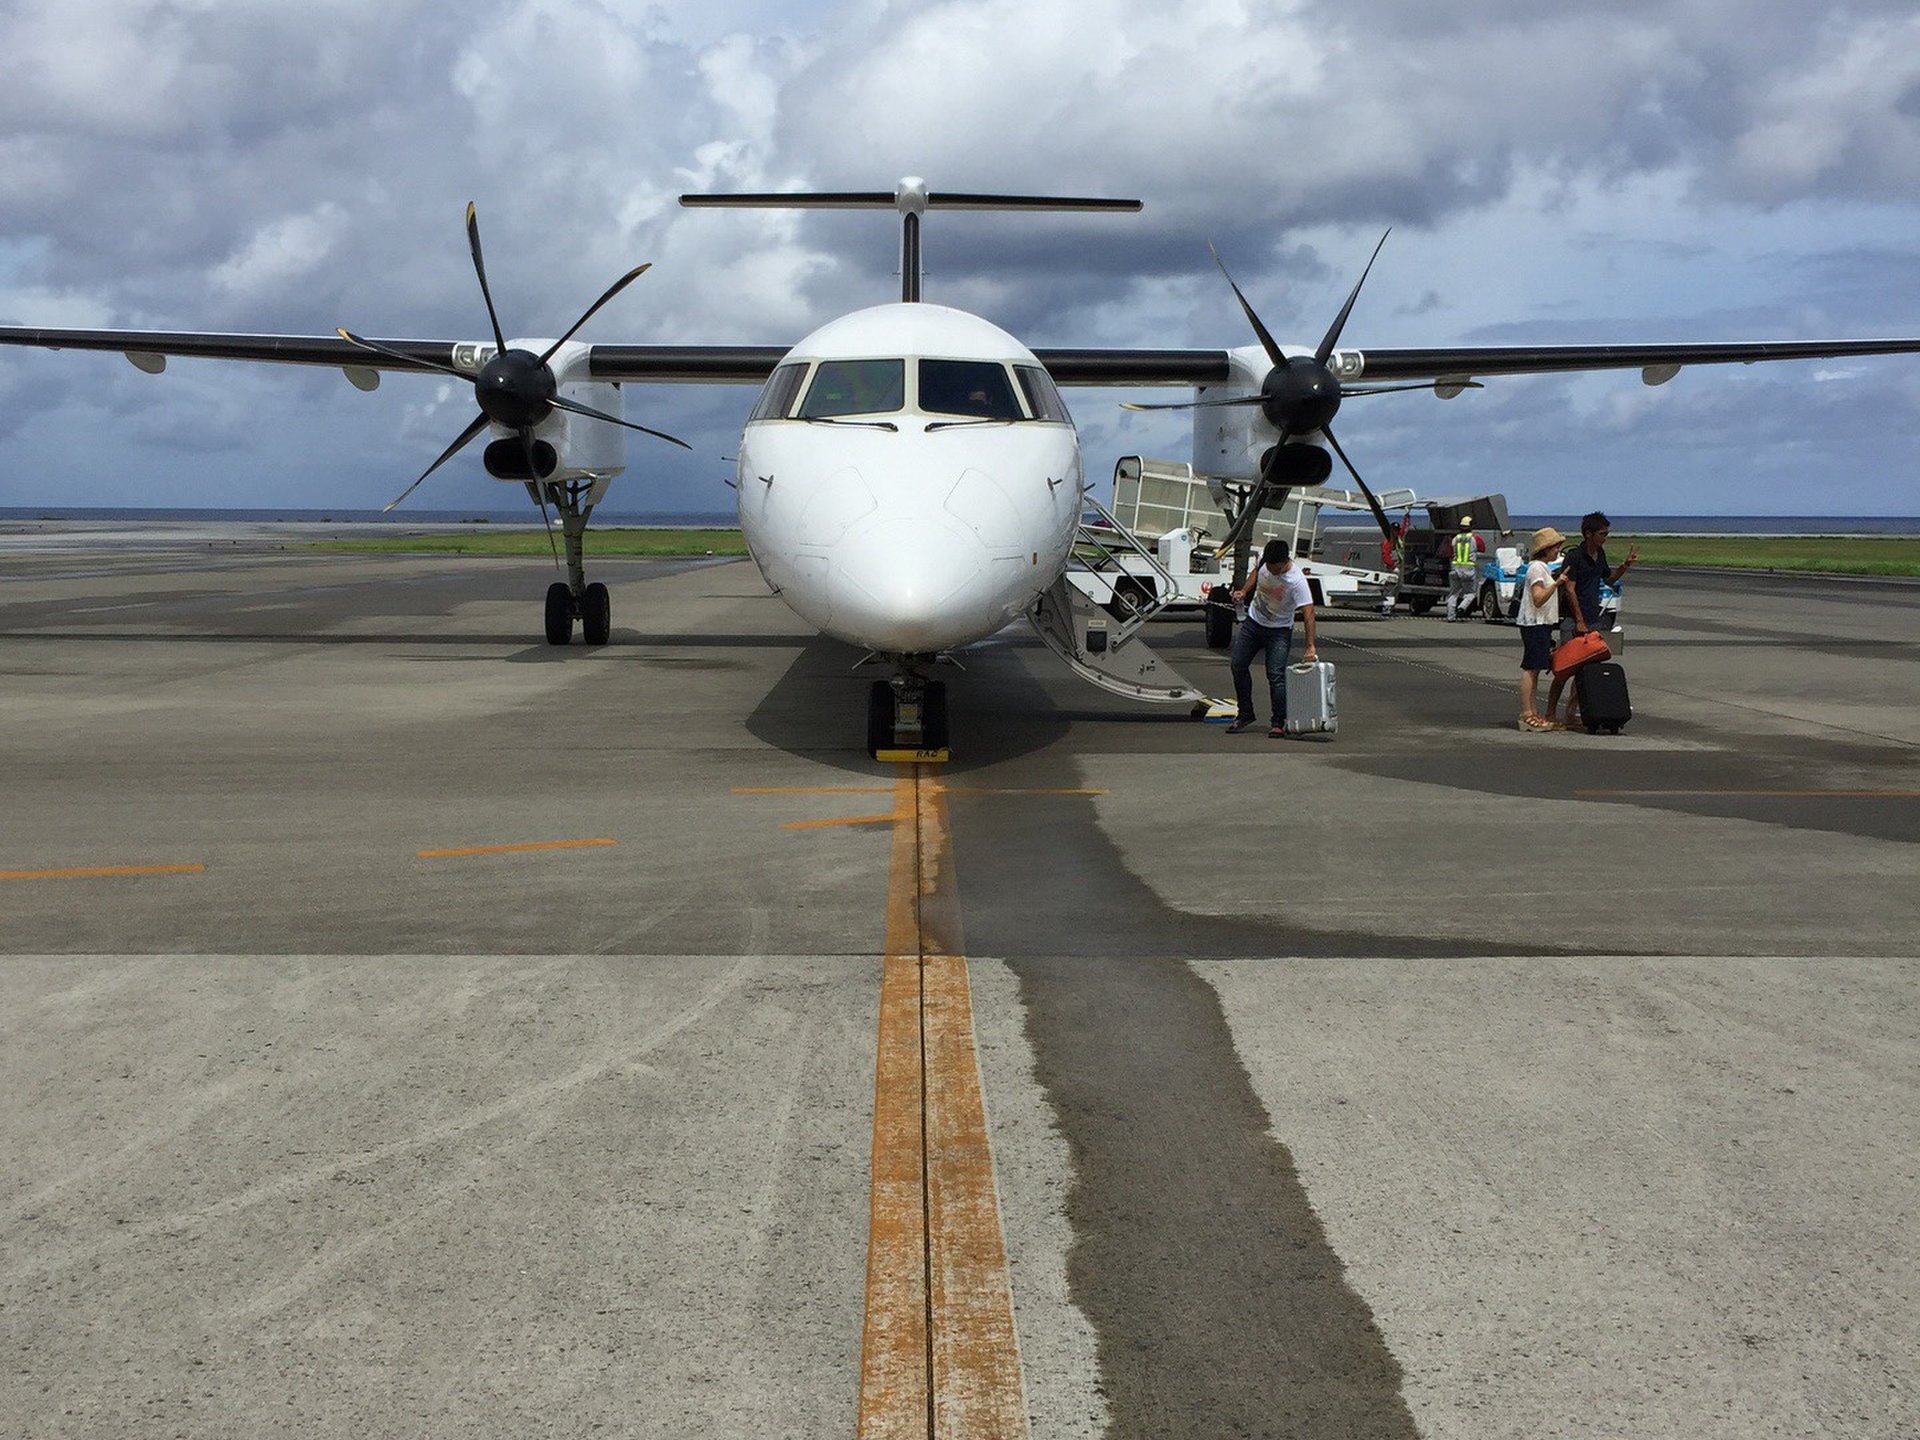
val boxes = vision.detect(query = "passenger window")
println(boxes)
[1015,364,1073,425]
[797,359,905,418]
[919,359,1023,419]
[749,362,807,421]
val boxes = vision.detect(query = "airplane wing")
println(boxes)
[0,327,795,383]
[6,328,1920,388]
[0,327,452,374]
[1332,337,1920,383]
[1023,339,1920,387]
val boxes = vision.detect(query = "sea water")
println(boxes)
[4,508,1917,535]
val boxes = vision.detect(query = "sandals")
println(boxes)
[1520,714,1555,732]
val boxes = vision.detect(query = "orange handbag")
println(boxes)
[1551,630,1612,676]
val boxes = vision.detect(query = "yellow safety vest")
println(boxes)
[1452,533,1475,566]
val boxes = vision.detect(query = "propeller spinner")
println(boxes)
[340,202,688,513]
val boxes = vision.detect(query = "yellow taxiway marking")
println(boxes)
[733,786,897,795]
[775,786,1109,832]
[415,838,617,859]
[737,785,1104,797]
[1577,788,1920,798]
[859,766,1027,1439]
[0,863,204,881]
[937,786,1107,796]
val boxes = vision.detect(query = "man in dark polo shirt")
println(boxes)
[1547,511,1639,727]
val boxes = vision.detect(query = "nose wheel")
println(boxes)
[867,672,948,760]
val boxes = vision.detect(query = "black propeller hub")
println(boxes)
[1261,355,1341,435]
[475,348,557,429]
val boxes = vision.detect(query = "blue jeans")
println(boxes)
[1230,620,1293,723]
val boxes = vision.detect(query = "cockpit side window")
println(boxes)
[1014,364,1074,425]
[919,359,1023,420]
[749,362,808,422]
[797,359,905,418]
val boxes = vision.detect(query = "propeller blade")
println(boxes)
[546,393,691,449]
[382,410,491,512]
[465,201,508,355]
[1212,430,1292,556]
[1321,424,1395,543]
[1315,228,1390,365]
[337,328,467,380]
[522,435,563,569]
[1340,379,1484,397]
[1120,394,1266,412]
[537,264,653,366]
[1207,241,1287,371]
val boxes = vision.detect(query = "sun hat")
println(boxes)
[1531,526,1566,556]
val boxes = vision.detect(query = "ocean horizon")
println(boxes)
[5,507,1917,536]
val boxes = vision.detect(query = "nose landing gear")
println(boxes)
[868,663,949,760]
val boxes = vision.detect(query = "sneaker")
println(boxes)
[1268,724,1289,739]
[1224,717,1257,734]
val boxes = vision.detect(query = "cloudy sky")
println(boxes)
[3,0,1918,517]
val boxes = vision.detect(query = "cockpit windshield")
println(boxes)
[1014,364,1072,424]
[797,359,905,418]
[918,359,1023,420]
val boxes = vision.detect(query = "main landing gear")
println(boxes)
[867,662,949,760]
[534,477,613,646]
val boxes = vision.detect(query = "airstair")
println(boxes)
[1025,491,1218,710]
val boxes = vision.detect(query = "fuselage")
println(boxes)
[735,303,1082,654]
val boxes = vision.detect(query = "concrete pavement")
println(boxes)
[1,537,1914,1437]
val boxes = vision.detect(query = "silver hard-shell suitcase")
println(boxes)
[1284,660,1337,736]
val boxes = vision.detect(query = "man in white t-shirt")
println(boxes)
[1226,539,1319,738]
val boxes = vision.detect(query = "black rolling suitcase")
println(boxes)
[1576,661,1632,734]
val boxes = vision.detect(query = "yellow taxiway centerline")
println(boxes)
[415,838,617,859]
[0,863,205,881]
[858,767,1027,1439]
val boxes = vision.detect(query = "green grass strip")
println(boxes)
[299,527,1919,575]
[1616,535,1920,577]
[303,527,748,557]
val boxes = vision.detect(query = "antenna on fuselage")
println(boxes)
[678,177,1141,303]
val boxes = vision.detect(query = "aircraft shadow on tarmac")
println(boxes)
[0,629,819,657]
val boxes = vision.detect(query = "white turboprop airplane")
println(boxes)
[6,176,1920,757]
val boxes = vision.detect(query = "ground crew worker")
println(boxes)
[1446,515,1483,621]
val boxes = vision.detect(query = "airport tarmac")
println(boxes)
[2,536,1915,1439]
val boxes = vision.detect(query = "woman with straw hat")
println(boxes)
[1517,526,1570,731]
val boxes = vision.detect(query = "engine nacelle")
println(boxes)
[453,338,628,484]
[1192,343,1336,483]
[1191,343,1285,479]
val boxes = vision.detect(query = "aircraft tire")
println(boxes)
[544,582,574,645]
[867,681,893,758]
[582,582,611,646]
[923,681,949,751]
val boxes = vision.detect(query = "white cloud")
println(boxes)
[211,204,350,301]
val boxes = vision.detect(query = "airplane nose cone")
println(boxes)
[829,518,985,652]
